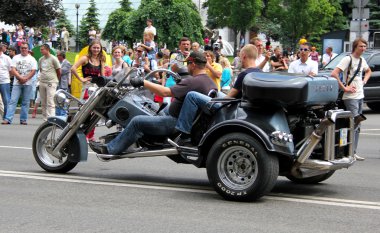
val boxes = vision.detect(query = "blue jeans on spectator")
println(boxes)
[107,114,177,155]
[28,37,34,50]
[175,91,214,134]
[343,98,363,154]
[4,84,33,123]
[0,83,11,120]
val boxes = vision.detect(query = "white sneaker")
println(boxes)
[354,154,365,161]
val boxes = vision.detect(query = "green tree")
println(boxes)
[79,0,100,48]
[103,0,134,41]
[119,0,133,11]
[55,7,75,37]
[0,0,61,27]
[266,0,336,49]
[119,0,204,49]
[368,0,380,30]
[204,0,262,54]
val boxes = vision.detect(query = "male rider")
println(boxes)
[175,44,262,145]
[89,51,217,155]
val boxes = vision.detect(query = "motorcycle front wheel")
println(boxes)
[32,121,78,173]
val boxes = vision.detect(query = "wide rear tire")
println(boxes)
[32,122,78,173]
[206,133,279,202]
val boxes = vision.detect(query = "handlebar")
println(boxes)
[144,69,181,83]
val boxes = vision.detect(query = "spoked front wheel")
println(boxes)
[32,122,78,173]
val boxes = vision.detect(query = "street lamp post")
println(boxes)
[75,3,80,52]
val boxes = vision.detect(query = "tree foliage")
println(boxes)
[55,7,75,37]
[79,0,100,48]
[118,0,204,49]
[368,0,380,30]
[204,0,262,53]
[0,0,61,27]
[266,0,336,48]
[102,0,133,41]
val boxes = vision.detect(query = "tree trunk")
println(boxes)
[233,29,239,57]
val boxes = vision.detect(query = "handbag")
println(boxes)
[337,56,362,108]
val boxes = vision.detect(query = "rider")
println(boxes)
[175,44,262,145]
[89,51,217,155]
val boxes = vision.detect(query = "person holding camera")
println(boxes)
[131,45,157,74]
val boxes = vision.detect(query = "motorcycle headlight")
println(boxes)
[54,92,70,109]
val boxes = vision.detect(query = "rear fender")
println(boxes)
[47,117,88,162]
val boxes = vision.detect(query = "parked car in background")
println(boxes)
[320,50,380,111]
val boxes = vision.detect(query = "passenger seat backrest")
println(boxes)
[208,89,217,98]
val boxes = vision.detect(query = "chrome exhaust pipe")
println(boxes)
[96,148,179,160]
[301,156,356,171]
[291,155,356,178]
[295,118,334,164]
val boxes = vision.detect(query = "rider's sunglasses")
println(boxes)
[137,50,143,53]
[299,48,310,52]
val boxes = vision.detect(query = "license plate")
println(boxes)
[339,128,348,147]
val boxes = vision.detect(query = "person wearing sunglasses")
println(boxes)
[131,45,157,74]
[288,42,318,76]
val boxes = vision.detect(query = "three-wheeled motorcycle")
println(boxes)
[33,68,361,201]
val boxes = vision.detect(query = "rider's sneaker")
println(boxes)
[89,141,109,154]
[354,154,365,161]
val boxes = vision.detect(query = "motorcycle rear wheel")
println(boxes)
[206,133,279,202]
[33,121,78,173]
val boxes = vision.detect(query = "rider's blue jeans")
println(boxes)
[107,114,177,155]
[175,91,213,134]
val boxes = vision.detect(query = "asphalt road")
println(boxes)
[0,109,379,233]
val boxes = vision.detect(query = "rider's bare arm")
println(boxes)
[143,80,172,97]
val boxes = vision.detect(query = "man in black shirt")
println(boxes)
[89,52,217,155]
[175,44,261,136]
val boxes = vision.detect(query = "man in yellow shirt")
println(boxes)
[204,50,222,90]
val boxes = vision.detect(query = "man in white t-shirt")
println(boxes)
[331,38,371,161]
[288,42,318,76]
[2,42,37,125]
[250,37,271,72]
[322,46,337,66]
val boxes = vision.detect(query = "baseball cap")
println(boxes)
[186,51,207,64]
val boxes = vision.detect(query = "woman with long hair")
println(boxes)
[111,46,128,79]
[71,40,105,142]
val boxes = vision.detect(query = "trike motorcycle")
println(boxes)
[32,68,361,202]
